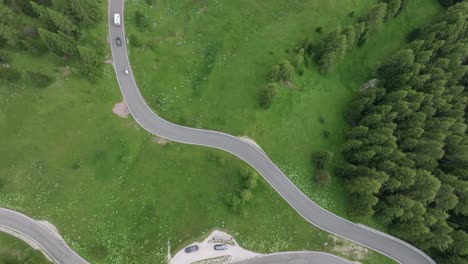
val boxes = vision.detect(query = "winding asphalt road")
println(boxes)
[0,1,437,264]
[109,0,435,264]
[233,252,352,264]
[108,1,436,264]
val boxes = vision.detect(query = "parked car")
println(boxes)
[184,245,199,253]
[214,244,228,251]
[113,13,121,26]
[123,68,129,75]
[116,37,121,46]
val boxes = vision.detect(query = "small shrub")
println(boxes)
[241,189,253,202]
[129,34,142,48]
[27,71,54,88]
[216,157,226,167]
[135,11,149,29]
[204,151,217,162]
[244,177,258,189]
[322,130,330,139]
[312,151,334,170]
[0,51,10,64]
[71,161,81,170]
[267,65,280,81]
[259,83,277,109]
[225,192,241,212]
[0,66,21,82]
[348,11,355,18]
[315,170,331,185]
[315,26,323,33]
[319,116,325,124]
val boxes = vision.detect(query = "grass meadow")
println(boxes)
[125,0,442,221]
[0,0,444,263]
[0,4,396,264]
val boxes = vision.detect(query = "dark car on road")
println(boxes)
[116,37,122,46]
[184,245,198,253]
[214,244,228,250]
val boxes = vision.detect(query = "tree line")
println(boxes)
[259,0,407,109]
[339,3,468,263]
[0,0,103,84]
[309,0,406,74]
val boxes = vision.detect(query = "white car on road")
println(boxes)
[113,13,121,26]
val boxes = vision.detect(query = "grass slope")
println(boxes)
[0,16,394,264]
[0,232,50,264]
[126,0,442,222]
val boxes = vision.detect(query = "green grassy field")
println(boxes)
[0,57,394,264]
[0,1,445,263]
[126,0,443,222]
[0,10,395,264]
[0,232,49,264]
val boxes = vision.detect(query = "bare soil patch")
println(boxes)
[112,101,130,118]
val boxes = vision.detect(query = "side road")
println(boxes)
[0,208,87,264]
[232,252,352,264]
[108,0,436,264]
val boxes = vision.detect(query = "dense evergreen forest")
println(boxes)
[340,3,468,263]
[0,0,103,84]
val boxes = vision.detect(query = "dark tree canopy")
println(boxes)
[340,3,468,263]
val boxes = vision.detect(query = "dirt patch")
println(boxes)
[152,136,170,145]
[238,136,263,152]
[330,235,368,262]
[284,80,298,90]
[62,66,71,77]
[112,101,130,118]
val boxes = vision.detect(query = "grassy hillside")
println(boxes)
[0,4,395,264]
[0,233,50,264]
[126,0,443,221]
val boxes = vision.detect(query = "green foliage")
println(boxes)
[225,167,259,213]
[47,7,77,36]
[384,0,403,18]
[439,0,464,6]
[311,151,333,169]
[266,64,280,82]
[259,83,277,109]
[69,0,101,26]
[0,23,20,47]
[363,3,388,34]
[277,60,294,81]
[135,10,149,29]
[315,170,331,185]
[38,28,77,57]
[341,3,468,259]
[129,34,142,48]
[0,66,21,82]
[26,71,54,88]
[316,29,347,73]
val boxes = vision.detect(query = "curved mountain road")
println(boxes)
[0,1,437,264]
[108,1,436,264]
[232,252,352,264]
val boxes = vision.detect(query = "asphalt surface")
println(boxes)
[0,208,87,264]
[232,252,352,264]
[108,0,436,264]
